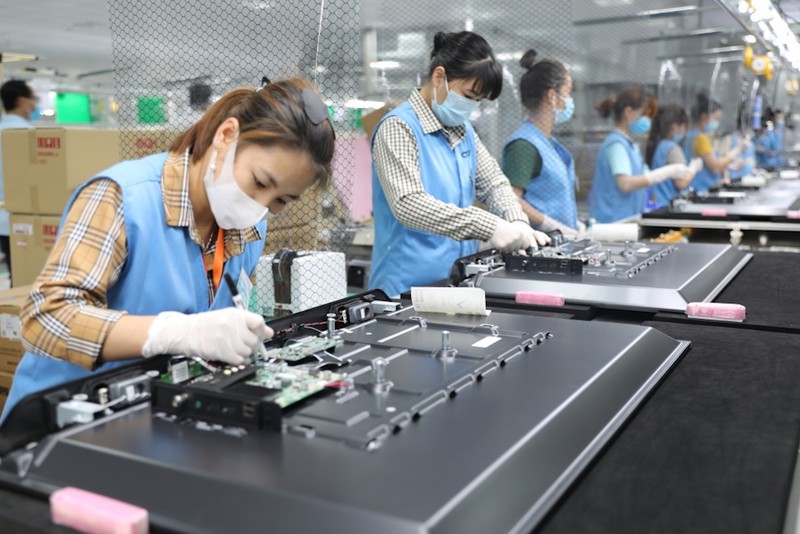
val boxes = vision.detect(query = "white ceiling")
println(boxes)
[3,0,800,93]
[0,0,113,89]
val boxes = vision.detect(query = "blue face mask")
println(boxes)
[29,105,41,122]
[674,132,685,144]
[629,115,651,135]
[705,120,719,134]
[432,76,480,127]
[555,96,574,125]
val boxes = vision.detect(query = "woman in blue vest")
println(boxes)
[683,93,745,191]
[755,108,785,169]
[370,31,549,297]
[645,104,699,207]
[2,78,335,420]
[588,87,689,223]
[502,49,582,236]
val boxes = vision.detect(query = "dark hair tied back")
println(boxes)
[519,49,538,71]
[518,48,569,111]
[691,92,721,122]
[428,31,504,101]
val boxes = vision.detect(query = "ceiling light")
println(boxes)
[0,52,38,63]
[369,61,400,70]
[344,99,385,110]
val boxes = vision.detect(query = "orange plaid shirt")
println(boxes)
[21,152,262,370]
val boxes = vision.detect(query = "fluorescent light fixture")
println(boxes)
[496,51,524,61]
[0,52,38,63]
[344,99,385,110]
[465,16,474,32]
[730,0,800,73]
[369,61,400,70]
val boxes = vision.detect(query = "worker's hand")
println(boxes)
[539,214,578,237]
[645,164,690,185]
[726,143,744,160]
[689,157,704,174]
[142,308,273,365]
[490,219,528,251]
[577,220,587,235]
[514,220,552,250]
[728,158,746,172]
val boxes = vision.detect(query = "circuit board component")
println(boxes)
[262,336,344,362]
[246,363,345,408]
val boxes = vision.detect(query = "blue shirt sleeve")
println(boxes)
[607,141,633,176]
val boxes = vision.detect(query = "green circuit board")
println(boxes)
[262,336,344,362]
[246,363,345,408]
[160,360,207,384]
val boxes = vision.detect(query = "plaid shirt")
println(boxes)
[372,89,527,242]
[21,152,262,370]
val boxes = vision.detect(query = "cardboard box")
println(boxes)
[360,105,390,138]
[2,128,120,215]
[267,182,350,232]
[0,370,15,414]
[263,223,326,255]
[121,129,180,159]
[0,285,30,375]
[10,214,60,287]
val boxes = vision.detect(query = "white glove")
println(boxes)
[515,220,551,250]
[539,214,578,236]
[645,164,690,185]
[726,143,743,160]
[490,219,527,251]
[689,157,703,174]
[728,158,746,172]
[142,308,273,365]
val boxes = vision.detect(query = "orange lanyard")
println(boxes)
[211,228,225,293]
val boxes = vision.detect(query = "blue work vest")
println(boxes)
[650,139,684,207]
[589,131,646,223]
[756,128,784,168]
[504,122,578,230]
[369,102,477,297]
[2,153,266,419]
[683,128,720,192]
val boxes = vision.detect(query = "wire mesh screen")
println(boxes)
[108,0,359,317]
[106,0,761,313]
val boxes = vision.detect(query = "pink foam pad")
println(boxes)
[787,210,800,219]
[50,487,148,534]
[516,291,566,307]
[685,302,746,322]
[701,208,728,217]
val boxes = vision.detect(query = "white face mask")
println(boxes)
[203,138,272,229]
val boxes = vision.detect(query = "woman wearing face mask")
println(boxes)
[683,93,744,192]
[589,87,689,223]
[645,104,699,207]
[370,31,549,297]
[755,108,785,169]
[1,78,335,420]
[502,49,583,236]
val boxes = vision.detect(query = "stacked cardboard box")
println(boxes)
[1,128,120,286]
[263,182,351,255]
[0,285,31,412]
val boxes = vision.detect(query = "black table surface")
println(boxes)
[653,251,800,333]
[536,319,800,534]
